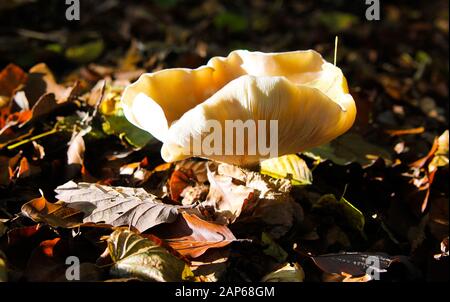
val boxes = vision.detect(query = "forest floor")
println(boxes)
[0,0,448,282]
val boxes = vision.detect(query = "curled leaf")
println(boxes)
[159,212,236,258]
[21,195,84,228]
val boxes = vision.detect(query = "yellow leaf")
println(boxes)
[260,154,312,185]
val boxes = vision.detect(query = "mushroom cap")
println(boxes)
[121,50,356,166]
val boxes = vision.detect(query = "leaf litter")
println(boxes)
[0,0,448,283]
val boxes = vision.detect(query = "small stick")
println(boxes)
[7,127,59,150]
[334,36,339,66]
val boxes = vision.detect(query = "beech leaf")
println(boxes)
[55,181,181,232]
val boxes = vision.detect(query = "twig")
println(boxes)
[7,127,59,150]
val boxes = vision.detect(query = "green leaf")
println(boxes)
[261,263,304,282]
[314,194,365,235]
[317,12,358,33]
[45,43,63,54]
[430,130,449,170]
[261,232,288,262]
[102,108,154,148]
[65,40,104,64]
[304,133,392,166]
[108,229,189,282]
[260,154,312,185]
[0,250,7,282]
[213,12,248,32]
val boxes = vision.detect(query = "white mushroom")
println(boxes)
[121,50,356,166]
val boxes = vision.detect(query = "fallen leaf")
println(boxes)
[54,181,181,232]
[429,197,449,241]
[175,159,208,183]
[0,221,6,238]
[21,195,84,228]
[261,263,304,282]
[155,212,236,258]
[323,272,372,282]
[25,63,74,105]
[5,224,58,271]
[102,108,154,148]
[411,136,440,169]
[429,130,449,171]
[25,238,102,281]
[169,169,194,203]
[434,237,449,260]
[261,232,288,262]
[108,228,189,282]
[0,156,10,186]
[207,162,302,238]
[213,11,248,33]
[65,131,95,182]
[304,132,392,167]
[312,252,396,276]
[65,40,105,64]
[189,249,229,282]
[409,131,448,212]
[118,40,142,71]
[0,250,7,282]
[180,184,209,206]
[313,193,365,235]
[0,63,27,98]
[260,154,313,185]
[205,163,257,224]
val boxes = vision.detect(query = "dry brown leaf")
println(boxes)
[26,63,74,104]
[204,162,302,238]
[156,212,236,258]
[21,195,84,228]
[205,163,257,224]
[168,169,195,203]
[175,159,208,183]
[54,181,182,232]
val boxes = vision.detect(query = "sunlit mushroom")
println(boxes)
[121,50,356,166]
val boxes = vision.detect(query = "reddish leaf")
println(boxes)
[169,169,194,203]
[0,64,27,97]
[411,137,439,169]
[25,238,102,281]
[153,212,236,258]
[3,224,57,270]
